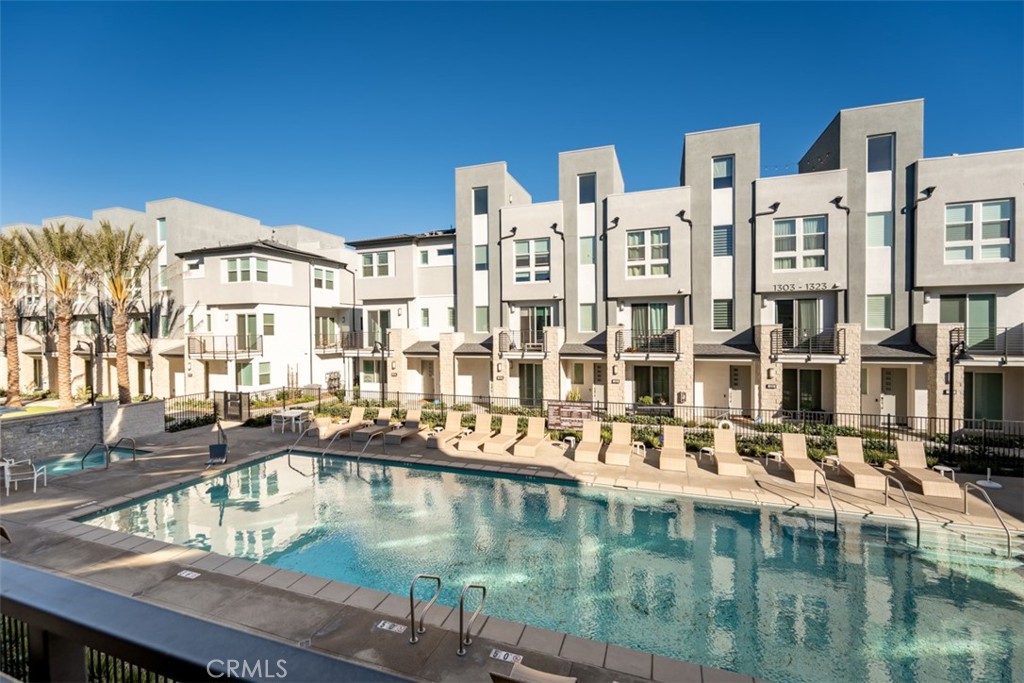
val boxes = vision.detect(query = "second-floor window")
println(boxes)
[421,308,430,327]
[626,228,669,277]
[713,225,734,257]
[263,313,275,336]
[945,200,1013,262]
[362,251,391,278]
[314,267,334,289]
[514,238,550,282]
[474,245,488,271]
[773,216,827,270]
[713,156,734,189]
[226,257,268,283]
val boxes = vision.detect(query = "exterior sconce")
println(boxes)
[767,368,774,380]
[612,365,619,376]
[397,309,402,317]
[497,361,504,373]
[677,391,687,403]
[391,361,396,370]
[923,292,931,304]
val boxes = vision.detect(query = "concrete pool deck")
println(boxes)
[2,422,1022,682]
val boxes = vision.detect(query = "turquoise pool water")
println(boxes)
[82,453,1024,683]
[44,447,149,477]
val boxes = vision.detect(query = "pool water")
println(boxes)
[44,447,149,477]
[82,453,1024,683]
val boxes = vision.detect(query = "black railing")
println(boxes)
[499,329,545,353]
[186,335,262,358]
[315,331,387,353]
[770,327,846,356]
[615,329,680,354]
[952,326,1024,357]
[164,391,215,431]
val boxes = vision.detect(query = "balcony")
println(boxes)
[770,328,847,358]
[615,329,681,356]
[953,326,1024,360]
[314,331,387,354]
[186,335,262,359]
[499,329,545,355]
[98,333,151,356]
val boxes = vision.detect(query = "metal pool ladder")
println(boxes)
[882,473,921,549]
[408,574,442,644]
[811,467,838,535]
[109,437,137,462]
[457,583,487,656]
[963,482,1013,558]
[80,443,110,470]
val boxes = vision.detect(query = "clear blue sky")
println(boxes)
[2,2,1022,240]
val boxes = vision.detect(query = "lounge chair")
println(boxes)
[603,423,632,466]
[574,420,602,463]
[482,415,520,454]
[893,441,960,498]
[353,408,394,443]
[659,425,687,472]
[458,413,495,452]
[513,417,547,458]
[490,661,577,683]
[780,433,820,485]
[385,410,423,445]
[327,407,368,442]
[427,411,464,449]
[834,436,886,491]
[698,428,748,477]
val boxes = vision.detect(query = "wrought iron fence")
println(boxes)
[163,391,215,431]
[1,614,29,682]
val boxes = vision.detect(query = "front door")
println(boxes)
[880,368,907,424]
[421,360,435,397]
[966,372,1004,422]
[782,368,822,412]
[519,363,543,406]
[728,365,750,415]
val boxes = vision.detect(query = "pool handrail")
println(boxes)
[320,429,349,459]
[408,574,441,644]
[811,467,838,535]
[285,426,321,474]
[215,420,227,446]
[963,482,1012,558]
[357,429,387,462]
[456,583,487,656]
[108,437,137,463]
[882,473,921,549]
[80,443,110,470]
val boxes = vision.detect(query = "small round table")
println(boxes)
[562,436,577,450]
[822,455,841,471]
[932,464,956,482]
[764,451,783,468]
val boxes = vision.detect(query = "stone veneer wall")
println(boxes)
[490,328,509,399]
[542,327,566,402]
[916,323,964,424]
[672,325,695,418]
[755,324,783,412]
[833,323,862,416]
[438,332,463,396]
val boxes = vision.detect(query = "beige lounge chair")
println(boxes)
[781,433,820,485]
[490,661,578,683]
[427,411,464,449]
[513,417,547,458]
[603,423,632,466]
[385,410,423,445]
[574,420,602,463]
[893,441,961,498]
[482,415,520,454]
[835,436,886,491]
[458,413,495,452]
[353,408,394,442]
[329,407,367,440]
[659,425,687,472]
[699,428,748,477]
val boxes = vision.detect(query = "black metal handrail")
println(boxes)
[186,334,263,357]
[770,327,846,356]
[615,329,679,354]
[953,326,1024,357]
[314,331,387,352]
[499,329,545,353]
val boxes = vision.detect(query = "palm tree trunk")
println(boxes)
[3,306,22,407]
[113,309,131,404]
[55,299,74,409]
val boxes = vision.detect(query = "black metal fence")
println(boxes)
[1,614,29,682]
[164,387,325,430]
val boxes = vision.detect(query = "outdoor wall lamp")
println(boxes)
[497,361,503,373]
[767,368,774,379]
[675,210,693,229]
[901,186,937,215]
[612,365,619,375]
[829,196,851,215]
[749,202,781,225]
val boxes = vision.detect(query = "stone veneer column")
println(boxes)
[672,325,694,418]
[387,327,419,398]
[755,324,782,413]
[833,323,862,420]
[605,325,626,405]
[438,332,463,397]
[491,327,510,399]
[916,323,965,425]
[543,326,565,403]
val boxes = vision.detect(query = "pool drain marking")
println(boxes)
[177,570,201,580]
[375,620,407,634]
[489,648,523,664]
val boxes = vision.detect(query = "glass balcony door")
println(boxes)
[236,314,258,351]
[519,306,551,347]
[368,310,391,347]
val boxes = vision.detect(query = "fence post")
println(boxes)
[982,418,988,459]
[886,413,892,454]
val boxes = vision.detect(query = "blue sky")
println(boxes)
[2,2,1022,240]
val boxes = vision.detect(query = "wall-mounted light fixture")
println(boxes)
[675,210,693,229]
[612,365,619,376]
[767,367,774,379]
[829,196,851,215]
[923,292,931,304]
[497,361,503,373]
[901,186,937,215]
[397,309,402,317]
[749,202,782,225]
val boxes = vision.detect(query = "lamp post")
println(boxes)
[948,332,965,460]
[75,339,96,406]
[372,340,386,404]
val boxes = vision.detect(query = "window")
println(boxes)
[713,225,734,257]
[514,238,551,282]
[158,266,168,289]
[861,368,868,396]
[438,248,454,258]
[259,362,271,385]
[940,295,966,324]
[475,306,489,333]
[421,308,430,327]
[713,300,733,330]
[579,304,596,333]
[773,216,827,270]
[474,245,488,271]
[945,200,1013,262]
[626,228,670,277]
[572,363,584,385]
[263,313,275,336]
[187,315,194,333]
[866,295,892,330]
[362,251,391,277]
[227,259,238,282]
[156,218,167,241]
[206,313,212,331]
[313,267,334,289]
[473,187,488,216]
[361,360,381,384]
[240,259,250,282]
[76,320,97,336]
[237,362,253,387]
[867,212,893,247]
[578,174,596,204]
[315,316,335,345]
[634,366,670,404]
[713,156,734,189]
[187,260,201,271]
[159,314,169,337]
[419,250,429,265]
[579,236,595,265]
[255,258,268,283]
[867,135,893,173]
[447,307,455,328]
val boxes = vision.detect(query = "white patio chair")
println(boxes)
[3,458,47,495]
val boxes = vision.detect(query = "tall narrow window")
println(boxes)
[867,135,894,173]
[579,236,595,265]
[237,362,253,386]
[578,174,596,204]
[239,258,251,282]
[713,225,734,257]
[474,245,488,271]
[579,304,596,332]
[421,308,430,327]
[866,295,892,330]
[263,313,275,336]
[474,306,489,333]
[473,187,488,216]
[572,363,584,385]
[158,266,169,289]
[419,250,429,266]
[227,259,238,282]
[713,300,733,330]
[447,307,455,328]
[867,212,893,247]
[256,258,268,283]
[259,362,271,385]
[713,156,734,189]
[156,218,167,241]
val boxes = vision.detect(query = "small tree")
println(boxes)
[0,232,28,407]
[85,222,161,404]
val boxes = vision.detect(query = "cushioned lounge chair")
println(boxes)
[458,413,495,452]
[482,415,520,454]
[385,410,423,445]
[603,422,632,466]
[574,420,602,463]
[893,441,961,498]
[512,417,547,457]
[427,411,464,449]
[353,408,394,442]
[659,425,687,472]
[835,436,886,491]
[781,433,820,485]
[699,428,748,477]
[328,407,367,442]
[490,661,577,683]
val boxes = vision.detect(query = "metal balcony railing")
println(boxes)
[615,329,680,354]
[499,329,545,353]
[314,331,387,352]
[99,333,151,355]
[770,327,846,356]
[186,334,262,358]
[952,326,1024,358]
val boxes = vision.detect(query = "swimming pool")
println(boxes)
[44,446,150,478]
[81,453,1024,683]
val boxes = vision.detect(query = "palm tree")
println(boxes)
[19,223,88,410]
[85,222,161,404]
[0,232,28,407]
